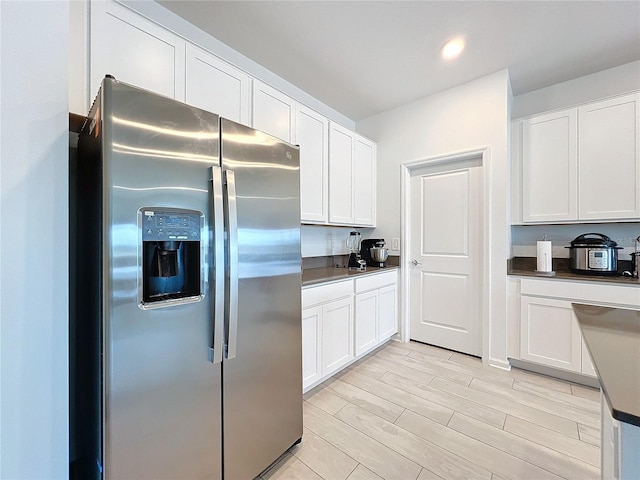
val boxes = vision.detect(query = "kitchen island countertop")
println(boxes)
[573,304,640,427]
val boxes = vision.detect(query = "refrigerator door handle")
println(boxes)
[225,169,239,360]
[209,166,225,364]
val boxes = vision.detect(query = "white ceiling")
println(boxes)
[158,1,640,121]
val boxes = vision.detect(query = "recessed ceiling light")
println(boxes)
[442,37,465,60]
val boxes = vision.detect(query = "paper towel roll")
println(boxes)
[536,241,553,272]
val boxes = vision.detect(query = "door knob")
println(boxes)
[410,259,422,266]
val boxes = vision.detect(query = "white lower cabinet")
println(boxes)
[302,270,398,392]
[302,279,354,392]
[520,296,583,373]
[378,283,398,340]
[514,278,640,379]
[354,271,398,357]
[301,305,322,388]
[602,392,640,480]
[581,338,597,377]
[355,290,378,357]
[321,297,355,376]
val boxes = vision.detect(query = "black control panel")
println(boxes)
[141,208,201,242]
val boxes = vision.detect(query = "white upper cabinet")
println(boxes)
[90,0,185,103]
[329,123,376,226]
[578,93,640,220]
[88,2,377,227]
[252,80,295,142]
[522,109,578,222]
[185,44,250,125]
[295,105,329,223]
[354,134,376,226]
[517,92,640,224]
[329,123,355,224]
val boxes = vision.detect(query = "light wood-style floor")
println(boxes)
[259,340,601,480]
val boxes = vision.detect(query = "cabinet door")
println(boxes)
[522,110,578,222]
[322,296,354,376]
[302,306,323,391]
[185,44,250,125]
[520,296,582,372]
[329,123,355,224]
[578,93,640,220]
[354,134,376,226]
[378,283,398,341]
[252,80,294,142]
[355,291,378,356]
[90,0,185,102]
[296,105,329,223]
[581,338,597,377]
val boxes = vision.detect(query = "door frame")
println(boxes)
[400,147,491,362]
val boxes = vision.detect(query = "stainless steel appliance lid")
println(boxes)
[568,233,621,248]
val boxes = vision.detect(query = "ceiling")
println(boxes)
[157,1,640,121]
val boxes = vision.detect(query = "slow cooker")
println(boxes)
[566,233,621,275]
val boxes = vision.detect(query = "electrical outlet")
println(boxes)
[392,238,400,251]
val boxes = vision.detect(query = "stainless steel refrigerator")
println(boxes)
[70,77,303,479]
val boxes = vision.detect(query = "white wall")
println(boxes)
[0,2,69,478]
[357,70,512,368]
[512,60,640,119]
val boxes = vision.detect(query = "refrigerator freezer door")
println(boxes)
[102,79,222,479]
[220,119,303,479]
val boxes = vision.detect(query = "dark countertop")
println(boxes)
[508,257,640,286]
[302,265,399,287]
[573,304,640,427]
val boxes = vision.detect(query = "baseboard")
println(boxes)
[509,358,600,388]
[488,357,512,371]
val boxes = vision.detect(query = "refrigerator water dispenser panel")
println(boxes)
[140,207,203,308]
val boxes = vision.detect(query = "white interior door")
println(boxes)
[409,160,483,356]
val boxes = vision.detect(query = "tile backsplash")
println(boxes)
[301,225,375,258]
[511,223,639,259]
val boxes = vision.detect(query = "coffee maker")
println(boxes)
[361,238,388,268]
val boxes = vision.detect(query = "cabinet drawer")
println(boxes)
[520,278,640,308]
[302,279,353,308]
[355,270,397,293]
